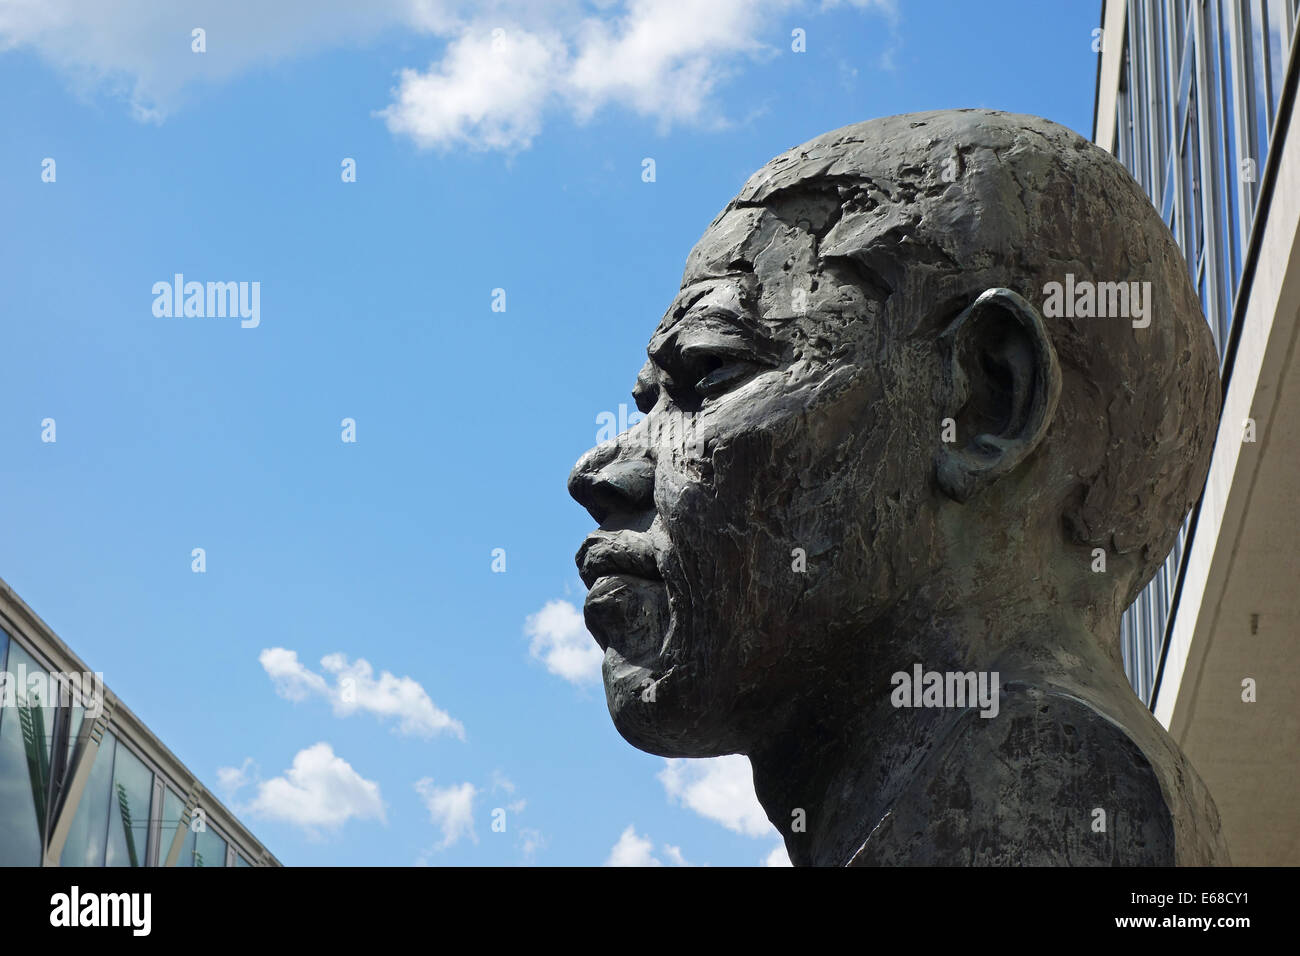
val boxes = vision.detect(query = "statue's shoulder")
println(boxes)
[849,683,1223,865]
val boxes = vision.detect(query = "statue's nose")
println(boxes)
[568,445,655,525]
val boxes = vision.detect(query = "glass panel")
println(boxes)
[66,708,83,767]
[173,811,198,866]
[159,788,186,866]
[1177,10,1195,126]
[1147,0,1168,186]
[235,855,252,867]
[1172,0,1186,67]
[1154,0,1175,171]
[59,730,118,867]
[193,825,227,868]
[1265,0,1289,116]
[1235,0,1262,223]
[1218,0,1244,286]
[1132,0,1148,190]
[1134,0,1152,190]
[1250,0,1272,164]
[105,741,153,867]
[0,641,55,864]
[1198,0,1230,343]
[1186,88,1205,270]
[175,812,228,867]
[1160,0,1179,147]
[1161,154,1177,219]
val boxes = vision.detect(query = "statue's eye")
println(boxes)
[650,327,774,409]
[693,360,756,398]
[677,340,761,402]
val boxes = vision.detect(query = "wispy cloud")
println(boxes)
[260,647,465,740]
[415,778,478,850]
[605,825,694,866]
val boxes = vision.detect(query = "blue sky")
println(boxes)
[0,0,1100,866]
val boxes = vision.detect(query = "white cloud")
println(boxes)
[491,770,526,814]
[658,754,775,838]
[241,742,385,830]
[259,647,465,740]
[380,26,565,151]
[0,0,429,120]
[215,757,256,798]
[0,0,900,149]
[518,826,546,862]
[565,0,775,124]
[763,842,792,866]
[604,825,693,866]
[384,1,794,150]
[606,825,659,866]
[415,778,478,849]
[526,599,602,684]
[660,843,693,866]
[259,647,330,701]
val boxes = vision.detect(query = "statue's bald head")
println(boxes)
[693,109,1219,610]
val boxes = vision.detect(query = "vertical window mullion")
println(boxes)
[1146,0,1165,189]
[1192,2,1223,348]
[1253,0,1275,143]
[1229,0,1260,237]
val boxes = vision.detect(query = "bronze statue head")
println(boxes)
[569,110,1226,865]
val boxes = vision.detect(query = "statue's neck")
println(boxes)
[747,603,1139,865]
[747,690,939,864]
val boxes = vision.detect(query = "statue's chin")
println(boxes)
[586,574,734,757]
[602,647,667,748]
[605,682,723,759]
[602,646,740,758]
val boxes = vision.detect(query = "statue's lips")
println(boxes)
[576,533,661,588]
[577,531,669,658]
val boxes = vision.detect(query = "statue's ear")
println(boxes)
[935,288,1062,503]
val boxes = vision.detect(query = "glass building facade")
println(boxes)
[1101,0,1299,703]
[0,585,277,867]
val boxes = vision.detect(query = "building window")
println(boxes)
[175,813,228,867]
[59,730,119,866]
[159,786,186,865]
[105,738,153,866]
[0,628,43,865]
[0,635,62,865]
[58,731,155,867]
